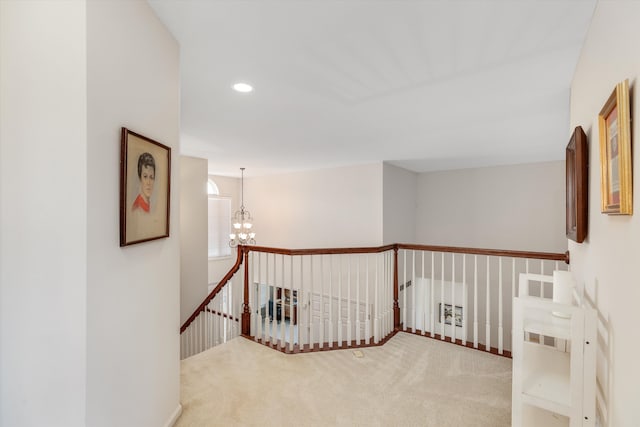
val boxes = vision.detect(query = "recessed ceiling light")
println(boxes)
[233,82,253,93]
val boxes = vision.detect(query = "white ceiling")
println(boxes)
[148,0,597,177]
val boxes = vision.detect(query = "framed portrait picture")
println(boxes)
[438,303,463,327]
[598,79,632,215]
[566,126,588,243]
[120,127,171,246]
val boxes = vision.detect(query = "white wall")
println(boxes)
[86,2,181,427]
[383,163,417,245]
[180,157,208,324]
[569,2,640,425]
[0,2,88,425]
[246,163,384,249]
[416,161,567,252]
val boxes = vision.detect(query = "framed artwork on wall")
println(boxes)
[120,127,171,246]
[598,79,632,215]
[566,126,588,243]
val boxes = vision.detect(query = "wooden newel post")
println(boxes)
[393,245,400,330]
[241,246,251,336]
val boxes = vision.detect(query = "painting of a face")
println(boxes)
[141,165,155,200]
[121,128,170,246]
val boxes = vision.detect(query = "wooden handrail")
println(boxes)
[396,243,569,263]
[183,243,569,335]
[245,244,396,256]
[180,246,244,333]
[246,243,567,263]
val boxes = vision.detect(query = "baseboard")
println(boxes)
[163,404,183,427]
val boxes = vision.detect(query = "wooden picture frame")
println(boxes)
[598,79,632,215]
[120,127,171,246]
[566,126,588,243]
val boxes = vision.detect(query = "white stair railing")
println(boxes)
[180,247,244,359]
[246,246,396,352]
[396,245,569,355]
[180,244,568,359]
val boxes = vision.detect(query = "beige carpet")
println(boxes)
[176,332,512,427]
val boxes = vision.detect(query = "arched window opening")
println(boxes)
[207,178,231,258]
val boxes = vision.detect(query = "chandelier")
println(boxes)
[229,167,256,247]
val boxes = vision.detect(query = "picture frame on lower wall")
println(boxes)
[598,79,632,215]
[120,127,171,246]
[566,126,588,243]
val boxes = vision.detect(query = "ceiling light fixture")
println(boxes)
[233,82,253,93]
[229,167,256,247]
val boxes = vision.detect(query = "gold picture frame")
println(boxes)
[598,79,632,215]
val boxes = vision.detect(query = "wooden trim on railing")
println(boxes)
[396,243,569,264]
[205,308,240,323]
[180,246,244,333]
[246,244,396,256]
[242,329,400,355]
[401,328,512,359]
[247,243,568,263]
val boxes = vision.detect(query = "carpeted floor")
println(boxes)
[176,332,512,427]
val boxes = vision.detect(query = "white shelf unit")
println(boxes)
[512,296,596,427]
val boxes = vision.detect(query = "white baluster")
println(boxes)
[347,255,352,346]
[462,254,467,346]
[207,299,218,347]
[338,256,343,347]
[299,255,304,351]
[289,255,294,352]
[309,255,314,349]
[356,255,361,345]
[265,253,271,344]
[365,254,370,345]
[511,258,515,352]
[329,255,334,348]
[386,251,390,337]
[540,260,545,345]
[281,254,285,348]
[199,311,203,353]
[421,251,426,336]
[257,252,263,343]
[430,252,435,337]
[485,257,491,352]
[373,254,380,344]
[403,249,407,331]
[319,255,325,348]
[411,250,416,333]
[540,259,545,299]
[440,253,445,340]
[498,257,503,355]
[474,255,478,349]
[206,299,210,350]
[452,253,456,344]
